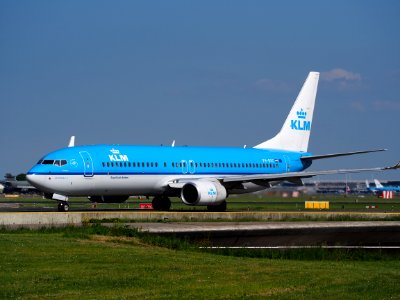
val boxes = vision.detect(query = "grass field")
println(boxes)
[1,226,400,299]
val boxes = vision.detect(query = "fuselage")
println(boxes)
[368,186,400,192]
[26,144,311,197]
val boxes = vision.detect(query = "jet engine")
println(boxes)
[88,195,129,203]
[181,180,227,206]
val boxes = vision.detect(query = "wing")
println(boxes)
[221,161,400,185]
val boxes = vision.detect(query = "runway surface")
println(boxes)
[124,221,400,247]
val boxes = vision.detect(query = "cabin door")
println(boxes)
[80,151,94,177]
[283,155,291,172]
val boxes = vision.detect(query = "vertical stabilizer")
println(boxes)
[68,136,75,148]
[254,72,319,152]
[374,179,384,188]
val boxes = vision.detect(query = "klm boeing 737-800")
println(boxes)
[366,179,400,193]
[26,72,399,212]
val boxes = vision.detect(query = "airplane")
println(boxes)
[26,72,400,212]
[2,179,38,194]
[365,179,400,193]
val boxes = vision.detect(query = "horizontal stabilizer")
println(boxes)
[300,149,387,161]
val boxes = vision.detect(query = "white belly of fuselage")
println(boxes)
[28,174,268,197]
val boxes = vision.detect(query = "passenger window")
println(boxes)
[102,162,105,167]
[124,162,127,167]
[107,162,110,167]
[142,162,145,167]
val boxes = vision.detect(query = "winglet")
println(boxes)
[383,161,400,170]
[68,136,75,147]
[171,140,175,147]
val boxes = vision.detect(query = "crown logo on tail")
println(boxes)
[296,109,307,119]
[110,148,120,154]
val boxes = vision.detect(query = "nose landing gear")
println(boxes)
[57,201,70,212]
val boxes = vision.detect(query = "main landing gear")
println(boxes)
[207,200,227,212]
[57,201,70,212]
[152,196,171,211]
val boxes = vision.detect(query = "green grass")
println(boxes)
[1,226,400,299]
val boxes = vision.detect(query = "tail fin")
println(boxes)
[374,179,384,188]
[365,180,370,188]
[254,72,319,152]
[68,136,75,147]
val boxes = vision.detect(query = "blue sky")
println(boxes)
[1,1,399,180]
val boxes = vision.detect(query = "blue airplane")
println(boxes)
[26,72,399,212]
[366,179,400,193]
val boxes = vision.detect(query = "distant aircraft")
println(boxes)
[26,72,400,212]
[2,180,38,194]
[366,179,400,193]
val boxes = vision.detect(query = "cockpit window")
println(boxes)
[42,160,54,165]
[40,159,67,166]
[37,159,43,165]
[54,160,68,166]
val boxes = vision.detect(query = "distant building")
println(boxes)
[260,180,399,196]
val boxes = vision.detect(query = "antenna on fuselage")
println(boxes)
[68,136,75,147]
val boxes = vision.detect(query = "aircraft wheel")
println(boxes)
[152,196,171,211]
[58,202,70,212]
[207,201,227,212]
[161,196,171,211]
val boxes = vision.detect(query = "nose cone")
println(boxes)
[26,173,41,189]
[26,167,52,193]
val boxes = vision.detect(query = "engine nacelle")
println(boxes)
[88,195,129,203]
[181,180,227,206]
